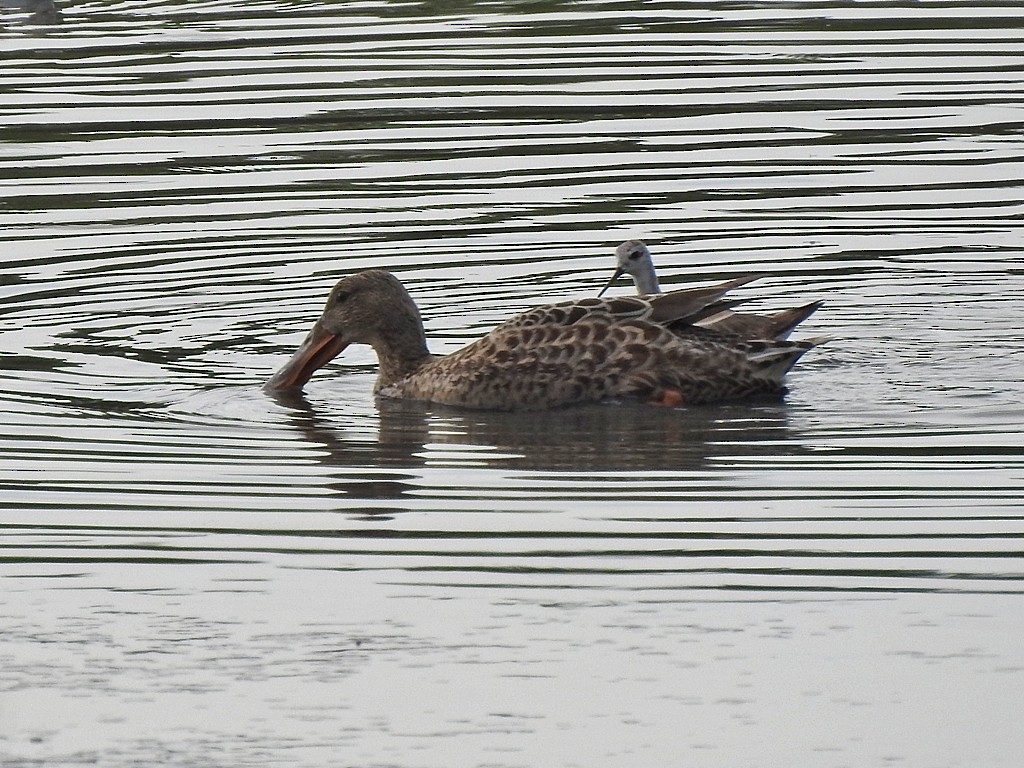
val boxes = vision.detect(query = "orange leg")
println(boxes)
[650,388,685,407]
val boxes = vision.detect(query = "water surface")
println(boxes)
[2,1,1023,766]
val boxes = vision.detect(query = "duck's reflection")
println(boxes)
[266,389,427,516]
[268,388,812,508]
[1,0,62,24]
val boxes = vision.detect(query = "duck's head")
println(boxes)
[598,240,655,296]
[264,270,425,391]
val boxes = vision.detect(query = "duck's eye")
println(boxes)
[334,290,351,304]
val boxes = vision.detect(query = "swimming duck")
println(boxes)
[600,240,822,340]
[265,269,820,411]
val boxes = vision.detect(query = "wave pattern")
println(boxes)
[1,2,1023,764]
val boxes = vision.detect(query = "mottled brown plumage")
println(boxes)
[265,269,820,411]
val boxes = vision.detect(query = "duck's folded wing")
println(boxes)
[647,276,761,324]
[695,300,824,340]
[500,276,762,332]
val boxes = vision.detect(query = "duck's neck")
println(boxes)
[372,323,433,388]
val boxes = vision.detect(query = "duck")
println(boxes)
[600,240,822,340]
[264,269,822,411]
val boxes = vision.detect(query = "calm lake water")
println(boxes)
[2,0,1023,765]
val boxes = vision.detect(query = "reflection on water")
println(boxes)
[271,387,807,473]
[2,0,1024,766]
[0,0,61,26]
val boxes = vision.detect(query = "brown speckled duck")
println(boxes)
[265,269,821,411]
[600,240,823,340]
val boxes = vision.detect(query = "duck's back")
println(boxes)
[379,313,815,411]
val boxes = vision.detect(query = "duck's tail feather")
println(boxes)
[746,339,820,381]
[764,300,824,340]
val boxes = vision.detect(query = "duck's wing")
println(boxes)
[610,323,821,405]
[621,270,822,341]
[501,276,761,332]
[694,300,824,340]
[496,296,653,332]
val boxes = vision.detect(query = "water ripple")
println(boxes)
[2,5,1024,761]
